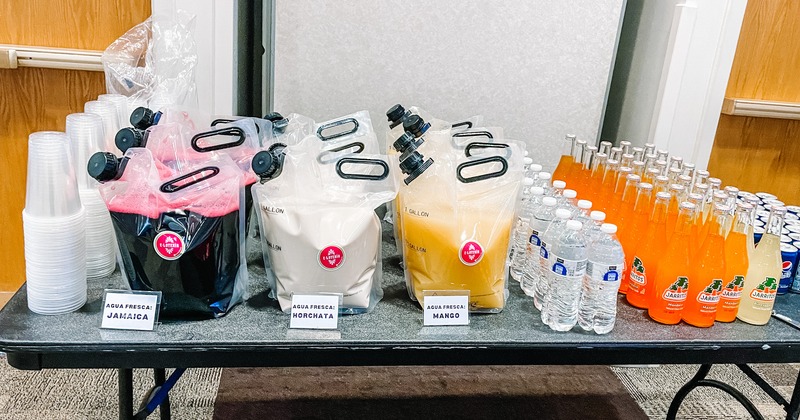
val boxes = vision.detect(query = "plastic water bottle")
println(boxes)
[535,172,552,195]
[578,223,624,334]
[552,180,566,198]
[543,220,587,331]
[580,211,607,244]
[573,199,592,218]
[510,186,545,281]
[509,178,536,270]
[560,189,577,209]
[528,163,543,180]
[535,208,573,314]
[522,196,557,296]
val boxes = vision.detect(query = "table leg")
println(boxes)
[666,364,765,420]
[154,368,171,420]
[119,368,134,420]
[786,369,800,420]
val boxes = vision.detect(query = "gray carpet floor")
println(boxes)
[0,354,797,419]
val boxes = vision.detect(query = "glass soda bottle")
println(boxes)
[737,206,786,325]
[649,202,696,324]
[552,134,576,184]
[570,140,586,192]
[618,182,653,294]
[586,152,608,203]
[665,184,685,240]
[683,204,728,327]
[626,191,669,309]
[717,202,751,322]
[606,167,633,223]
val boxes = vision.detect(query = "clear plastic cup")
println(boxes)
[98,93,130,129]
[84,100,121,152]
[24,132,82,218]
[66,113,107,188]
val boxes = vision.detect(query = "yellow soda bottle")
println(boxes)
[737,207,786,325]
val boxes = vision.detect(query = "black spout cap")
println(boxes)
[398,151,433,185]
[393,131,425,154]
[263,112,285,122]
[386,104,406,125]
[402,114,430,138]
[252,148,284,181]
[130,107,158,130]
[87,152,121,182]
[115,127,147,153]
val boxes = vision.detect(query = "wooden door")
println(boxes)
[708,0,800,204]
[0,0,150,292]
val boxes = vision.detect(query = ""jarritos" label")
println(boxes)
[663,276,689,302]
[749,277,778,301]
[630,256,646,285]
[696,279,723,303]
[721,275,745,299]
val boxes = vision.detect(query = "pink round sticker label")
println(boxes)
[459,240,484,266]
[153,231,185,260]
[318,245,345,270]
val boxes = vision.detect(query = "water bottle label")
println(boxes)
[529,230,541,247]
[587,261,621,283]
[539,242,549,267]
[550,256,586,277]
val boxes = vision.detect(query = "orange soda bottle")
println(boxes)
[665,184,685,240]
[598,158,620,212]
[687,193,705,256]
[700,191,728,248]
[653,175,670,196]
[615,174,641,233]
[626,191,670,308]
[574,145,597,198]
[605,167,633,224]
[648,201,696,324]
[717,202,752,322]
[632,161,646,178]
[586,152,608,203]
[570,140,587,192]
[683,204,729,327]
[644,168,660,185]
[553,134,576,184]
[618,182,653,294]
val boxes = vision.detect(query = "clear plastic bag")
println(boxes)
[102,12,198,111]
[94,149,247,319]
[252,137,398,314]
[400,139,526,313]
[315,111,381,155]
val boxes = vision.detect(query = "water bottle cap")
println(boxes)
[562,189,577,199]
[538,172,552,180]
[522,177,534,186]
[524,150,529,157]
[590,211,606,221]
[530,164,543,172]
[542,197,558,206]
[552,180,566,189]
[530,186,545,195]
[577,200,592,209]
[566,220,582,231]
[523,157,533,165]
[601,223,617,234]
[555,209,572,219]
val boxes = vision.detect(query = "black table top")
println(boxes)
[2,224,799,369]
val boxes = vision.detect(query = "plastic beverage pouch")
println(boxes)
[401,140,525,312]
[96,149,247,319]
[315,111,380,155]
[253,138,398,314]
[158,106,212,130]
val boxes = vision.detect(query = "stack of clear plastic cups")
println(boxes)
[84,100,120,153]
[23,132,87,314]
[97,93,130,129]
[66,113,117,278]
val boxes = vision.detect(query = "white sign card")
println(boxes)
[423,290,470,326]
[289,294,340,329]
[101,290,161,331]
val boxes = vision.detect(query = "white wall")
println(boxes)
[272,0,625,170]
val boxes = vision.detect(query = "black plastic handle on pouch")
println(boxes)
[160,166,221,193]
[452,130,494,140]
[316,118,360,141]
[464,142,510,158]
[211,118,261,134]
[451,121,474,130]
[457,156,508,183]
[191,126,246,152]
[317,141,365,164]
[336,157,390,181]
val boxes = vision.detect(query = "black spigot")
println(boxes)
[115,127,147,153]
[130,107,161,130]
[386,104,411,129]
[402,114,430,138]
[87,152,124,182]
[398,151,433,185]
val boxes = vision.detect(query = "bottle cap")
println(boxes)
[577,200,592,210]
[669,184,685,192]
[708,177,722,186]
[393,131,423,153]
[130,106,155,130]
[638,182,653,190]
[556,208,572,219]
[263,112,285,122]
[566,220,582,231]
[771,206,787,215]
[655,175,669,183]
[656,192,671,200]
[626,174,641,182]
[530,186,545,195]
[87,152,120,182]
[542,197,557,206]
[562,189,577,199]
[538,172,552,180]
[114,127,146,152]
[737,202,754,210]
[523,157,533,165]
[714,203,731,213]
[680,202,697,210]
[600,223,617,234]
[590,211,606,221]
[522,177,534,186]
[552,180,567,189]
[607,159,619,165]
[530,164,543,172]
[524,150,529,157]
[567,134,577,140]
